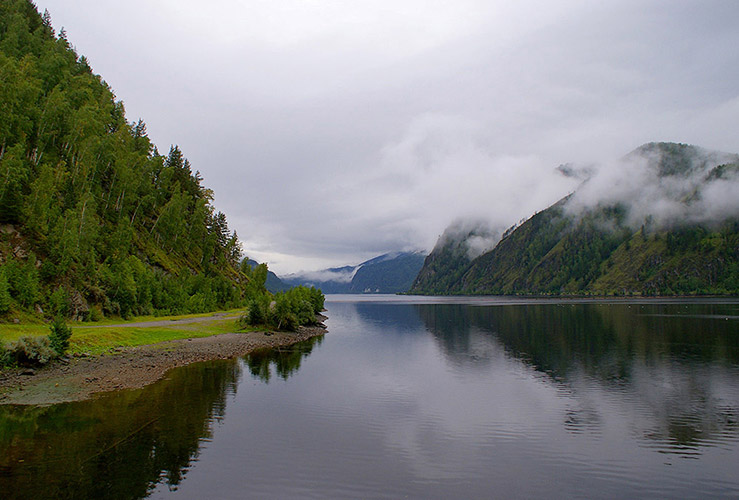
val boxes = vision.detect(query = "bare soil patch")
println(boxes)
[0,318,327,406]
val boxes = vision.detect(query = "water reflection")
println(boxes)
[413,302,739,457]
[0,337,321,500]
[2,300,739,499]
[245,335,323,383]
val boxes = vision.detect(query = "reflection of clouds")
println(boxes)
[169,300,739,497]
[628,361,739,457]
[325,302,571,481]
[415,302,739,458]
[372,345,570,481]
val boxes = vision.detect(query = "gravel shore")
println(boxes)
[0,317,327,406]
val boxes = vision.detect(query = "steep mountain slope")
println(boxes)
[412,223,503,295]
[284,252,427,294]
[0,1,261,319]
[411,143,739,296]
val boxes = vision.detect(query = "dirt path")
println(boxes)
[74,312,238,329]
[0,317,327,406]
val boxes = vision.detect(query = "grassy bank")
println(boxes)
[0,310,252,356]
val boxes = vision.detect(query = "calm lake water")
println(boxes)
[2,295,739,499]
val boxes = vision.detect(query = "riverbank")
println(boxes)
[0,317,327,406]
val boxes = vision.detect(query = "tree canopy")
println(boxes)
[0,1,275,320]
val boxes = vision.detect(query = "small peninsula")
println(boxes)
[0,0,326,393]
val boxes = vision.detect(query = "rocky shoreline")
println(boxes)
[0,317,327,406]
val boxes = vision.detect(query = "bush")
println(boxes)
[48,287,69,317]
[272,294,298,331]
[89,305,104,322]
[237,286,325,332]
[48,316,72,355]
[0,343,12,368]
[243,295,269,326]
[9,336,57,366]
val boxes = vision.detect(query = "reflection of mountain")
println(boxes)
[0,359,243,499]
[245,335,323,383]
[416,302,739,454]
[353,302,426,332]
[412,304,499,368]
[418,303,739,378]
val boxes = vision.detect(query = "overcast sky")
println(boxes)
[36,0,739,274]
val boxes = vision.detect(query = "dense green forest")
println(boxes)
[412,143,739,296]
[0,1,321,324]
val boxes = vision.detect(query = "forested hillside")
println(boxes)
[411,143,739,296]
[0,1,263,319]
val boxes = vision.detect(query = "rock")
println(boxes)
[68,290,90,321]
[12,245,27,259]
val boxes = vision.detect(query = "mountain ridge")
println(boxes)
[411,142,739,296]
[284,251,427,294]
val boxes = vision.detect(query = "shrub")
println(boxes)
[238,287,325,332]
[9,336,57,366]
[48,316,72,355]
[272,294,298,331]
[244,295,270,326]
[89,305,104,322]
[0,343,12,368]
[48,287,69,317]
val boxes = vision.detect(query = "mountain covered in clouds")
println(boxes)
[411,143,739,296]
[283,252,426,294]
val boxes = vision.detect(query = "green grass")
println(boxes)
[84,308,244,326]
[0,310,253,356]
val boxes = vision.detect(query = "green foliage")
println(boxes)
[238,286,325,331]
[48,287,69,316]
[242,295,269,327]
[0,269,11,314]
[272,295,298,331]
[413,200,739,296]
[412,142,738,297]
[48,315,72,355]
[0,341,12,367]
[8,336,56,366]
[0,1,253,320]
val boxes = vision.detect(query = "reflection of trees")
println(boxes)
[354,303,426,331]
[0,359,242,499]
[245,335,323,383]
[416,302,739,455]
[417,303,739,380]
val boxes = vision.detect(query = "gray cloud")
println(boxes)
[437,219,506,260]
[37,0,739,274]
[565,145,739,228]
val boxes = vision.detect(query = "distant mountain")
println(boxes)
[283,252,427,294]
[411,143,739,296]
[244,260,290,293]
